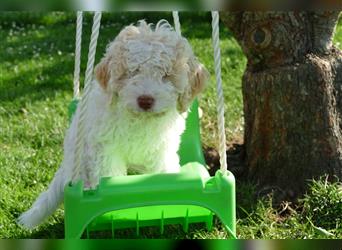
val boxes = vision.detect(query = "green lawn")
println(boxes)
[0,12,341,239]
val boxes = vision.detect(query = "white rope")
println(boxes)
[72,11,102,183]
[211,11,228,174]
[73,11,83,99]
[172,11,181,36]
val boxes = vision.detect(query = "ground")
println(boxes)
[0,12,341,239]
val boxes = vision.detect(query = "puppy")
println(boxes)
[18,20,209,229]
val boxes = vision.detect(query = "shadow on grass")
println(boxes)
[0,60,74,103]
[17,222,65,239]
[1,12,236,106]
[83,224,206,239]
[1,12,234,45]
[0,12,214,29]
[18,221,217,239]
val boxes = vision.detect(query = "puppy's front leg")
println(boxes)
[100,154,128,178]
[151,152,181,174]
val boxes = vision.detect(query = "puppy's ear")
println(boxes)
[94,25,138,90]
[178,58,209,113]
[190,61,209,98]
[95,57,110,90]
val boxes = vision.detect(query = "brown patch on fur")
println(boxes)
[191,63,209,99]
[95,58,110,90]
[178,60,209,112]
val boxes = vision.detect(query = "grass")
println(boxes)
[0,12,341,239]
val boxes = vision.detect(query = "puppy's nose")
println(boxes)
[137,95,155,111]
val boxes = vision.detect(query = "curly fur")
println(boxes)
[17,20,209,229]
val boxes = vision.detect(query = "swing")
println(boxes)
[64,11,236,239]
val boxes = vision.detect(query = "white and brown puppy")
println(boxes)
[18,20,209,229]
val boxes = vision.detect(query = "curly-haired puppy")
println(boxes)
[18,20,209,229]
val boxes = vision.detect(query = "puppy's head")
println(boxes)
[95,20,209,115]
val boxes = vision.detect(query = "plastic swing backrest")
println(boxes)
[68,99,206,166]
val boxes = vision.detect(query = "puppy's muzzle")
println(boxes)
[137,95,155,111]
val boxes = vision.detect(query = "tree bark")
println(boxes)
[221,11,342,196]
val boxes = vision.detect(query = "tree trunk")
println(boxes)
[221,11,342,196]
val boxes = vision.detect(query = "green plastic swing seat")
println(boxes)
[64,100,236,238]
